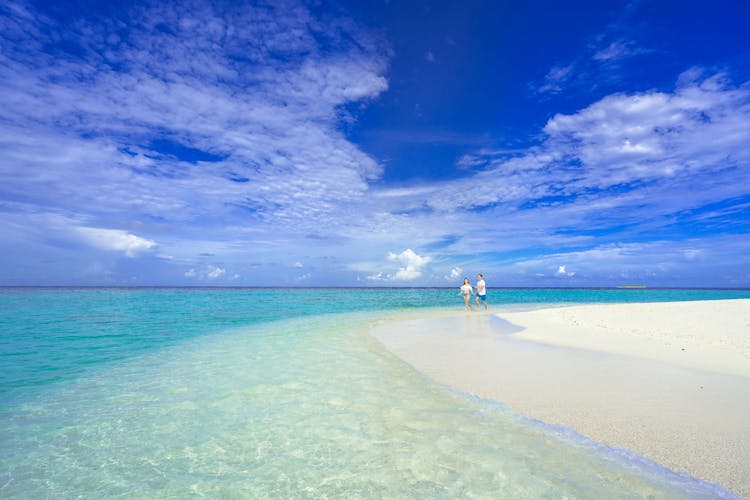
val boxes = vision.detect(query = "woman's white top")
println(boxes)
[460,284,473,295]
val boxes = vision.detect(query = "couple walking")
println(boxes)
[459,274,488,311]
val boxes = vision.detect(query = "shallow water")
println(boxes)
[1,288,747,497]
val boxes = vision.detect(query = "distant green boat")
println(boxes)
[618,284,647,289]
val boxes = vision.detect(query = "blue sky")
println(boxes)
[1,0,749,287]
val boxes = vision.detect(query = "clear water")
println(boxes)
[1,287,747,498]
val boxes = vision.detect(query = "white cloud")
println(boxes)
[448,267,462,280]
[534,1,648,95]
[206,265,225,279]
[183,265,226,280]
[393,268,420,280]
[425,51,436,63]
[683,249,703,260]
[592,40,646,61]
[387,248,432,281]
[0,0,389,232]
[537,64,574,94]
[292,261,304,268]
[424,72,750,221]
[373,186,438,198]
[360,249,433,282]
[75,227,156,257]
[555,265,575,277]
[0,0,748,287]
[541,72,750,185]
[496,235,750,286]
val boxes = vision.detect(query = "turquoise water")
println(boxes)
[1,287,748,497]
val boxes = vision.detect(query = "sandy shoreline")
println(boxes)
[370,299,750,498]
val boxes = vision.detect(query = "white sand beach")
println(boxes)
[370,299,750,497]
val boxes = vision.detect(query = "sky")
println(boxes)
[1,0,749,287]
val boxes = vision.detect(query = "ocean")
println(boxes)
[1,287,748,498]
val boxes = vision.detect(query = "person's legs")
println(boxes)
[463,294,471,310]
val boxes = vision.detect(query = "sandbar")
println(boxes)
[369,299,750,497]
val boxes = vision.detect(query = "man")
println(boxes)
[475,274,488,310]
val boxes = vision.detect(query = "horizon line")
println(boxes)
[1,285,749,291]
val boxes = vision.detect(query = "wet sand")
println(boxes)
[370,300,750,497]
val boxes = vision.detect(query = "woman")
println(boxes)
[459,277,475,311]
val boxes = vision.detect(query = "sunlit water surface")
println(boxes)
[2,288,748,498]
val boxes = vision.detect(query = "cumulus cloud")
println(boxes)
[387,248,432,280]
[75,227,156,257]
[183,265,225,279]
[555,265,575,277]
[361,249,432,282]
[292,262,304,268]
[446,266,463,280]
[206,265,225,279]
